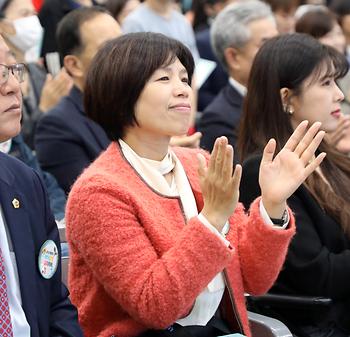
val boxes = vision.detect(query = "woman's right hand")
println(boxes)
[197,136,242,232]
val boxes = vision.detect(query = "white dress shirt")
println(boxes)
[0,205,31,336]
[229,77,247,97]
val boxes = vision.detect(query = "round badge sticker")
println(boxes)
[38,240,59,279]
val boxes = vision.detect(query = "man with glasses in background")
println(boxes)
[0,35,83,337]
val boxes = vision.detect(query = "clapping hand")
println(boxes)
[259,121,326,218]
[197,137,242,232]
[39,68,73,112]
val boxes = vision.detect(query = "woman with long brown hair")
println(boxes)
[238,33,350,337]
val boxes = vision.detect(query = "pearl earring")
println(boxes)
[285,105,294,115]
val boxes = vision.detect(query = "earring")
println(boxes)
[285,105,294,115]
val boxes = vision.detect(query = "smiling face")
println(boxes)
[289,63,344,133]
[126,57,193,141]
[0,36,22,142]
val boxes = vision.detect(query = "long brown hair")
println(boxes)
[237,33,350,237]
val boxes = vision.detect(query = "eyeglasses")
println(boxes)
[0,63,27,85]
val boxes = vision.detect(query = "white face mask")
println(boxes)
[7,15,44,62]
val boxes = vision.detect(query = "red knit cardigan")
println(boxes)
[66,143,295,337]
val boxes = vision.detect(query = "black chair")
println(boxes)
[246,293,332,337]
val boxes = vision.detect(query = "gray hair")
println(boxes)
[211,0,275,70]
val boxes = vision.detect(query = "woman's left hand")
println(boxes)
[259,121,326,218]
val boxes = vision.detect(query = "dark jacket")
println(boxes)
[197,83,243,153]
[35,86,110,193]
[195,28,228,111]
[9,134,66,220]
[22,63,46,149]
[239,154,350,332]
[0,151,83,337]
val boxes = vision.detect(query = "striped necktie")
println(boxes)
[0,248,13,336]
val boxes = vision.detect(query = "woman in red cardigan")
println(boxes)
[66,32,326,337]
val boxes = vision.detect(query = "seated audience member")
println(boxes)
[104,0,140,24]
[38,0,93,58]
[66,32,326,337]
[0,134,66,220]
[295,7,350,150]
[0,33,83,337]
[238,33,350,337]
[122,0,199,61]
[0,0,72,148]
[197,0,277,152]
[35,7,121,193]
[263,0,300,34]
[195,0,230,111]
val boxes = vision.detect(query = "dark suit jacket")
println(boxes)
[10,134,66,221]
[35,86,110,193]
[197,83,243,153]
[0,152,83,337]
[239,155,350,332]
[195,28,228,111]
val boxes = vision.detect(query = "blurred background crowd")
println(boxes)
[1,0,350,336]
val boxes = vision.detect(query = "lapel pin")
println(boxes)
[12,198,20,209]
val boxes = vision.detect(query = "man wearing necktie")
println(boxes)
[0,34,83,337]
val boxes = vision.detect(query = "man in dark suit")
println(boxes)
[197,0,277,152]
[0,34,83,337]
[35,7,121,193]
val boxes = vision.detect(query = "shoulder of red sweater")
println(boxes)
[70,142,132,190]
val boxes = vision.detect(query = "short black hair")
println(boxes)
[56,6,110,58]
[85,32,195,140]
